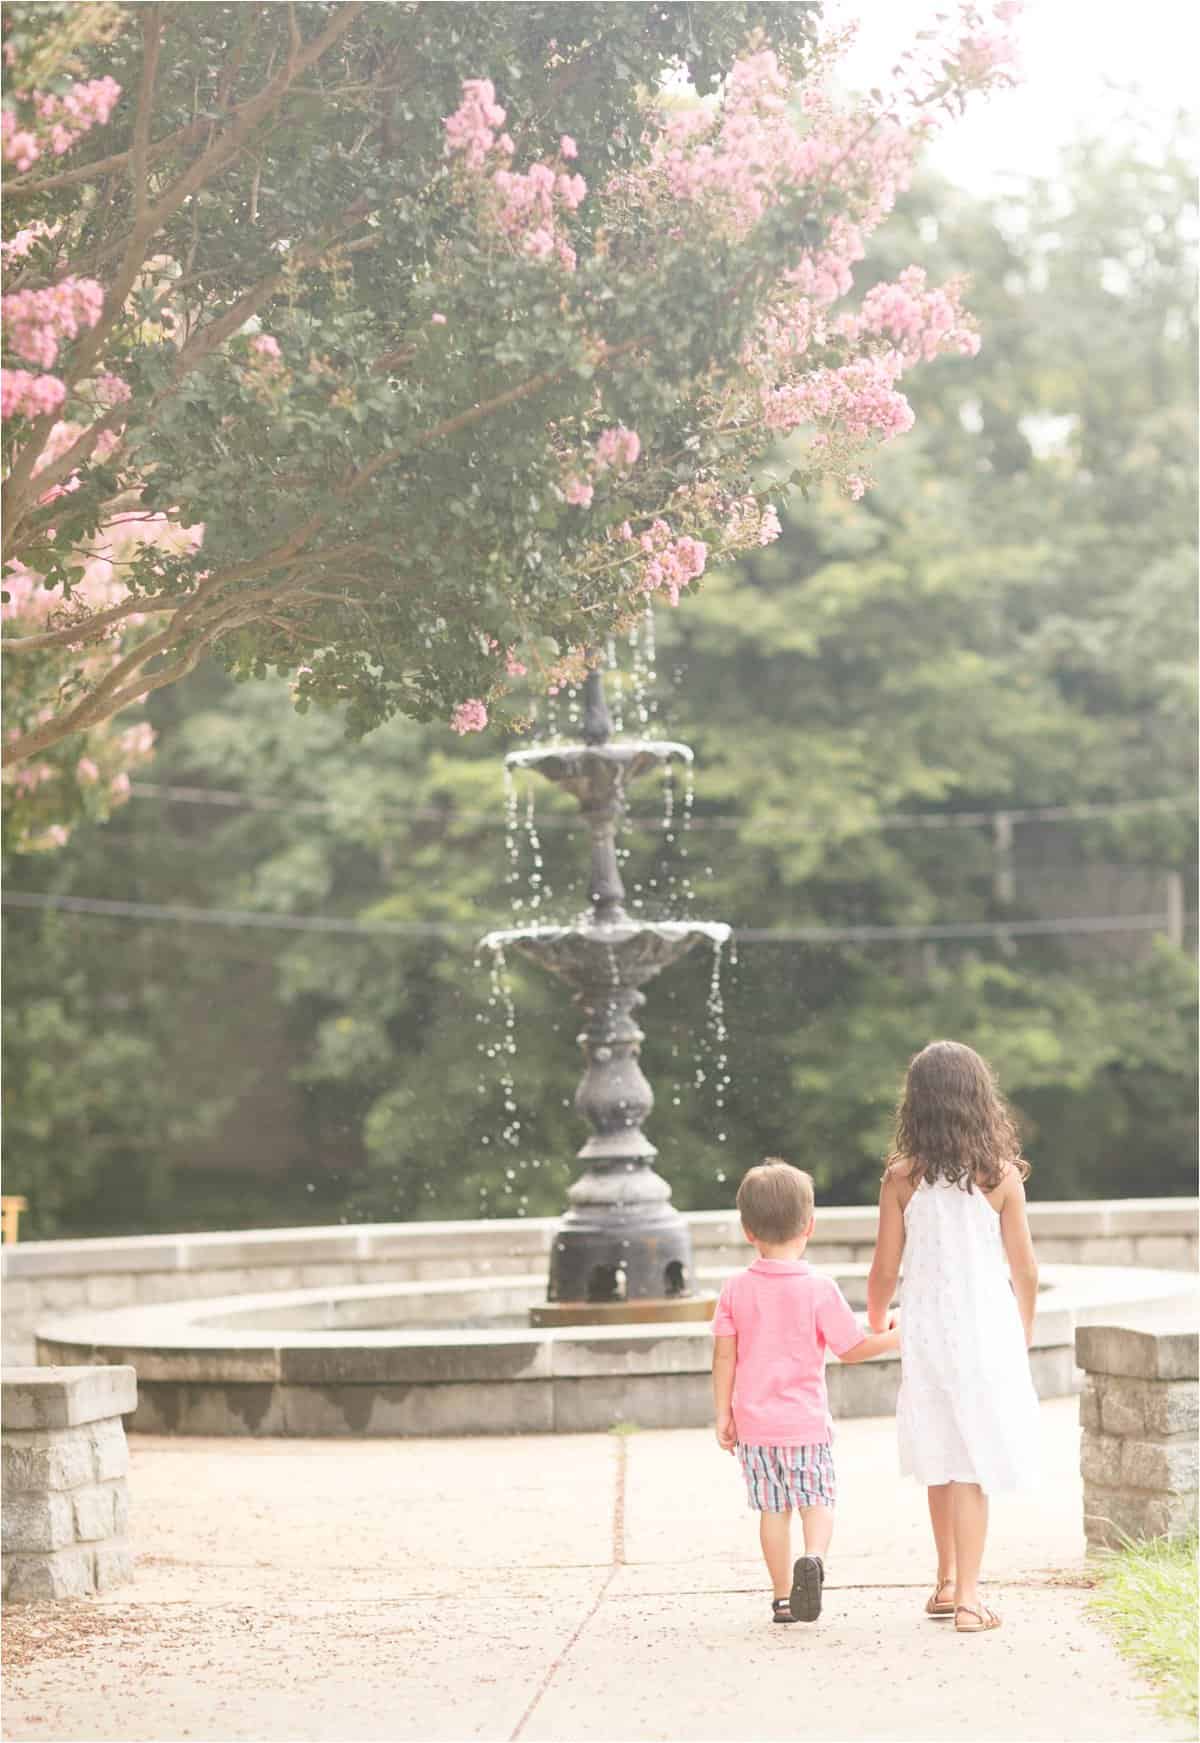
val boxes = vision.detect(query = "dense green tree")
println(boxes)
[4,122,1195,1235]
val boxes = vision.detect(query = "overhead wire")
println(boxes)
[126,782,1192,834]
[2,889,1184,947]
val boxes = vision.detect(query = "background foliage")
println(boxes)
[3,121,1196,1237]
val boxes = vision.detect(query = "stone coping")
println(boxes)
[5,1198,1196,1280]
[1076,1319,1199,1381]
[2,1365,137,1428]
[34,1264,1197,1389]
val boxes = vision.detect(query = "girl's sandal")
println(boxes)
[771,1598,795,1625]
[925,1578,956,1619]
[955,1605,1001,1633]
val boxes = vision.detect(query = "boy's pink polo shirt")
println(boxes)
[711,1258,865,1447]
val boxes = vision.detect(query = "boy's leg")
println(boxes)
[798,1503,834,1561]
[759,1510,793,1600]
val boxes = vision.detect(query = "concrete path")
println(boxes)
[1,1398,1187,1743]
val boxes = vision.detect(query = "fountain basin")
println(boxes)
[35,1262,1197,1438]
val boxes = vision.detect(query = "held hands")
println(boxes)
[715,1410,737,1453]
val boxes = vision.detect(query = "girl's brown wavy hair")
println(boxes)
[887,1040,1029,1193]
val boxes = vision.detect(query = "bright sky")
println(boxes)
[835,0,1199,191]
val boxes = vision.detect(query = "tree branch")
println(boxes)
[1,595,181,651]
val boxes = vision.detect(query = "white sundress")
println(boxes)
[896,1176,1041,1494]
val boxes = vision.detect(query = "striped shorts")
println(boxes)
[737,1442,836,1512]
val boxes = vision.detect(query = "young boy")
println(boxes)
[711,1159,899,1625]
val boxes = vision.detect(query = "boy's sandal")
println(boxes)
[954,1605,1001,1633]
[771,1598,795,1624]
[788,1554,824,1623]
[925,1578,956,1618]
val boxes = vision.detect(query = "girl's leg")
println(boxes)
[927,1483,957,1595]
[759,1510,793,1599]
[798,1503,834,1563]
[950,1482,989,1611]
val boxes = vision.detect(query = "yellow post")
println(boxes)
[1,1196,28,1243]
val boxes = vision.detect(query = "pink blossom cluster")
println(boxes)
[840,267,981,364]
[1,368,66,420]
[2,501,203,634]
[893,3,1024,121]
[120,722,155,759]
[764,350,915,442]
[2,276,105,368]
[593,425,641,471]
[723,496,783,548]
[1,218,60,262]
[491,158,587,268]
[650,49,917,259]
[30,415,121,505]
[446,80,585,271]
[92,372,132,406]
[451,697,489,734]
[2,76,121,172]
[633,519,708,607]
[562,424,641,509]
[482,634,528,679]
[444,78,511,171]
[250,333,282,362]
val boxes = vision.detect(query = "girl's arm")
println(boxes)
[998,1168,1039,1346]
[712,1334,737,1450]
[867,1169,906,1332]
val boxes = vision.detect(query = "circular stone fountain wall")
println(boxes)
[35,1262,1197,1436]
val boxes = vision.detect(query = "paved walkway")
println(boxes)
[2,1398,1187,1742]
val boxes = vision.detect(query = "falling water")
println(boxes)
[679,762,696,915]
[706,938,730,1142]
[488,947,521,1150]
[661,762,678,915]
[628,610,660,732]
[523,785,551,914]
[607,636,625,736]
[503,765,524,920]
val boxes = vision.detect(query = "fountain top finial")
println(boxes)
[581,666,612,747]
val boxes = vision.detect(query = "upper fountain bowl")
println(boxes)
[482,917,731,990]
[507,739,693,793]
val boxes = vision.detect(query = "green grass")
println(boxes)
[1089,1534,1198,1724]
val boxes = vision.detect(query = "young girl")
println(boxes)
[866,1040,1040,1635]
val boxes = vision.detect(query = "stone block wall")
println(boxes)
[2,1365,136,1599]
[1076,1323,1198,1548]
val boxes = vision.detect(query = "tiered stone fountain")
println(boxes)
[483,666,729,1326]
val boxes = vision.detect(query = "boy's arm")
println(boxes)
[836,1324,900,1364]
[817,1279,899,1365]
[712,1335,737,1450]
[998,1168,1039,1346]
[867,1170,905,1332]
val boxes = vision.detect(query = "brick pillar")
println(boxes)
[1076,1324,1198,1549]
[2,1365,136,1600]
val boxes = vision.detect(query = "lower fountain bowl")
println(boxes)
[528,1295,716,1328]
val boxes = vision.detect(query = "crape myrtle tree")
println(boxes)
[2,0,1021,848]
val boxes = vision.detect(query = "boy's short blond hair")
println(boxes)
[736,1159,815,1244]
